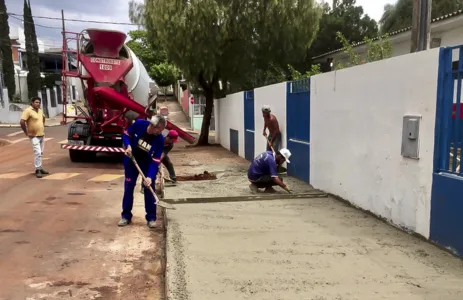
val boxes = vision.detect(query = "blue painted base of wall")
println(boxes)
[287,140,310,183]
[245,131,255,161]
[430,173,463,257]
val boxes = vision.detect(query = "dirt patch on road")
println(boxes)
[176,171,217,181]
[0,139,11,147]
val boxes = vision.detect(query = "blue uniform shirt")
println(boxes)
[248,151,278,181]
[123,119,164,179]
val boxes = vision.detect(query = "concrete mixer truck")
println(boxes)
[60,29,195,162]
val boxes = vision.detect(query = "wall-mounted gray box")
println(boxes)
[401,115,421,159]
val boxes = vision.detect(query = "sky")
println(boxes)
[5,0,396,49]
[352,0,396,21]
[5,0,144,49]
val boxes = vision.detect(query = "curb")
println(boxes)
[163,191,328,204]
[161,207,169,300]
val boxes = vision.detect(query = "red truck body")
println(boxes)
[60,29,195,161]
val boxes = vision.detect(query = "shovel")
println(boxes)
[128,154,175,210]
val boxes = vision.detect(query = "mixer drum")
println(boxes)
[77,36,152,123]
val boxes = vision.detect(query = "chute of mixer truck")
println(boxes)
[60,28,195,162]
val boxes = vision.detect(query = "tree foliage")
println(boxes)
[24,0,41,100]
[149,62,179,87]
[379,0,463,34]
[0,0,16,102]
[308,0,378,59]
[126,30,166,70]
[334,32,392,70]
[143,0,322,145]
[288,64,321,80]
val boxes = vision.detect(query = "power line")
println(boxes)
[9,14,61,29]
[6,12,140,26]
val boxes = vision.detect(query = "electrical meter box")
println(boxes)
[401,115,421,159]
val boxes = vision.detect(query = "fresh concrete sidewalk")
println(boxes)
[166,197,463,300]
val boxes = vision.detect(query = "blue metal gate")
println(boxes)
[430,46,463,256]
[286,79,310,183]
[244,90,255,161]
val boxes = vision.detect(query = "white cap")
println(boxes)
[279,148,291,163]
[262,105,271,113]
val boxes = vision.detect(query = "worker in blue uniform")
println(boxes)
[118,115,166,228]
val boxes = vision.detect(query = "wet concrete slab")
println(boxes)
[166,198,463,300]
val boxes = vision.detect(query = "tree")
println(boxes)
[308,0,378,60]
[288,64,321,80]
[379,0,463,34]
[24,0,41,100]
[0,0,16,101]
[126,30,166,70]
[144,0,322,145]
[334,32,392,70]
[149,62,179,98]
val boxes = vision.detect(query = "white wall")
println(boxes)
[47,87,62,117]
[0,87,63,124]
[254,82,287,157]
[214,99,220,144]
[217,92,244,157]
[0,89,21,123]
[310,48,440,239]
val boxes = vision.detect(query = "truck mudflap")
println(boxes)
[61,144,125,153]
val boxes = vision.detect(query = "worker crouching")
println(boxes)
[248,149,293,194]
[162,130,179,183]
[118,115,166,228]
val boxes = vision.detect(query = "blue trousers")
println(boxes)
[121,156,157,222]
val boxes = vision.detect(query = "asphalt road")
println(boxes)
[0,126,164,300]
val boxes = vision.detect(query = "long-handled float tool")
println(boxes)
[129,155,175,210]
[266,135,276,154]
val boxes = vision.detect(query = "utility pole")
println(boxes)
[61,9,66,72]
[410,0,432,52]
[0,54,3,108]
[61,9,67,125]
